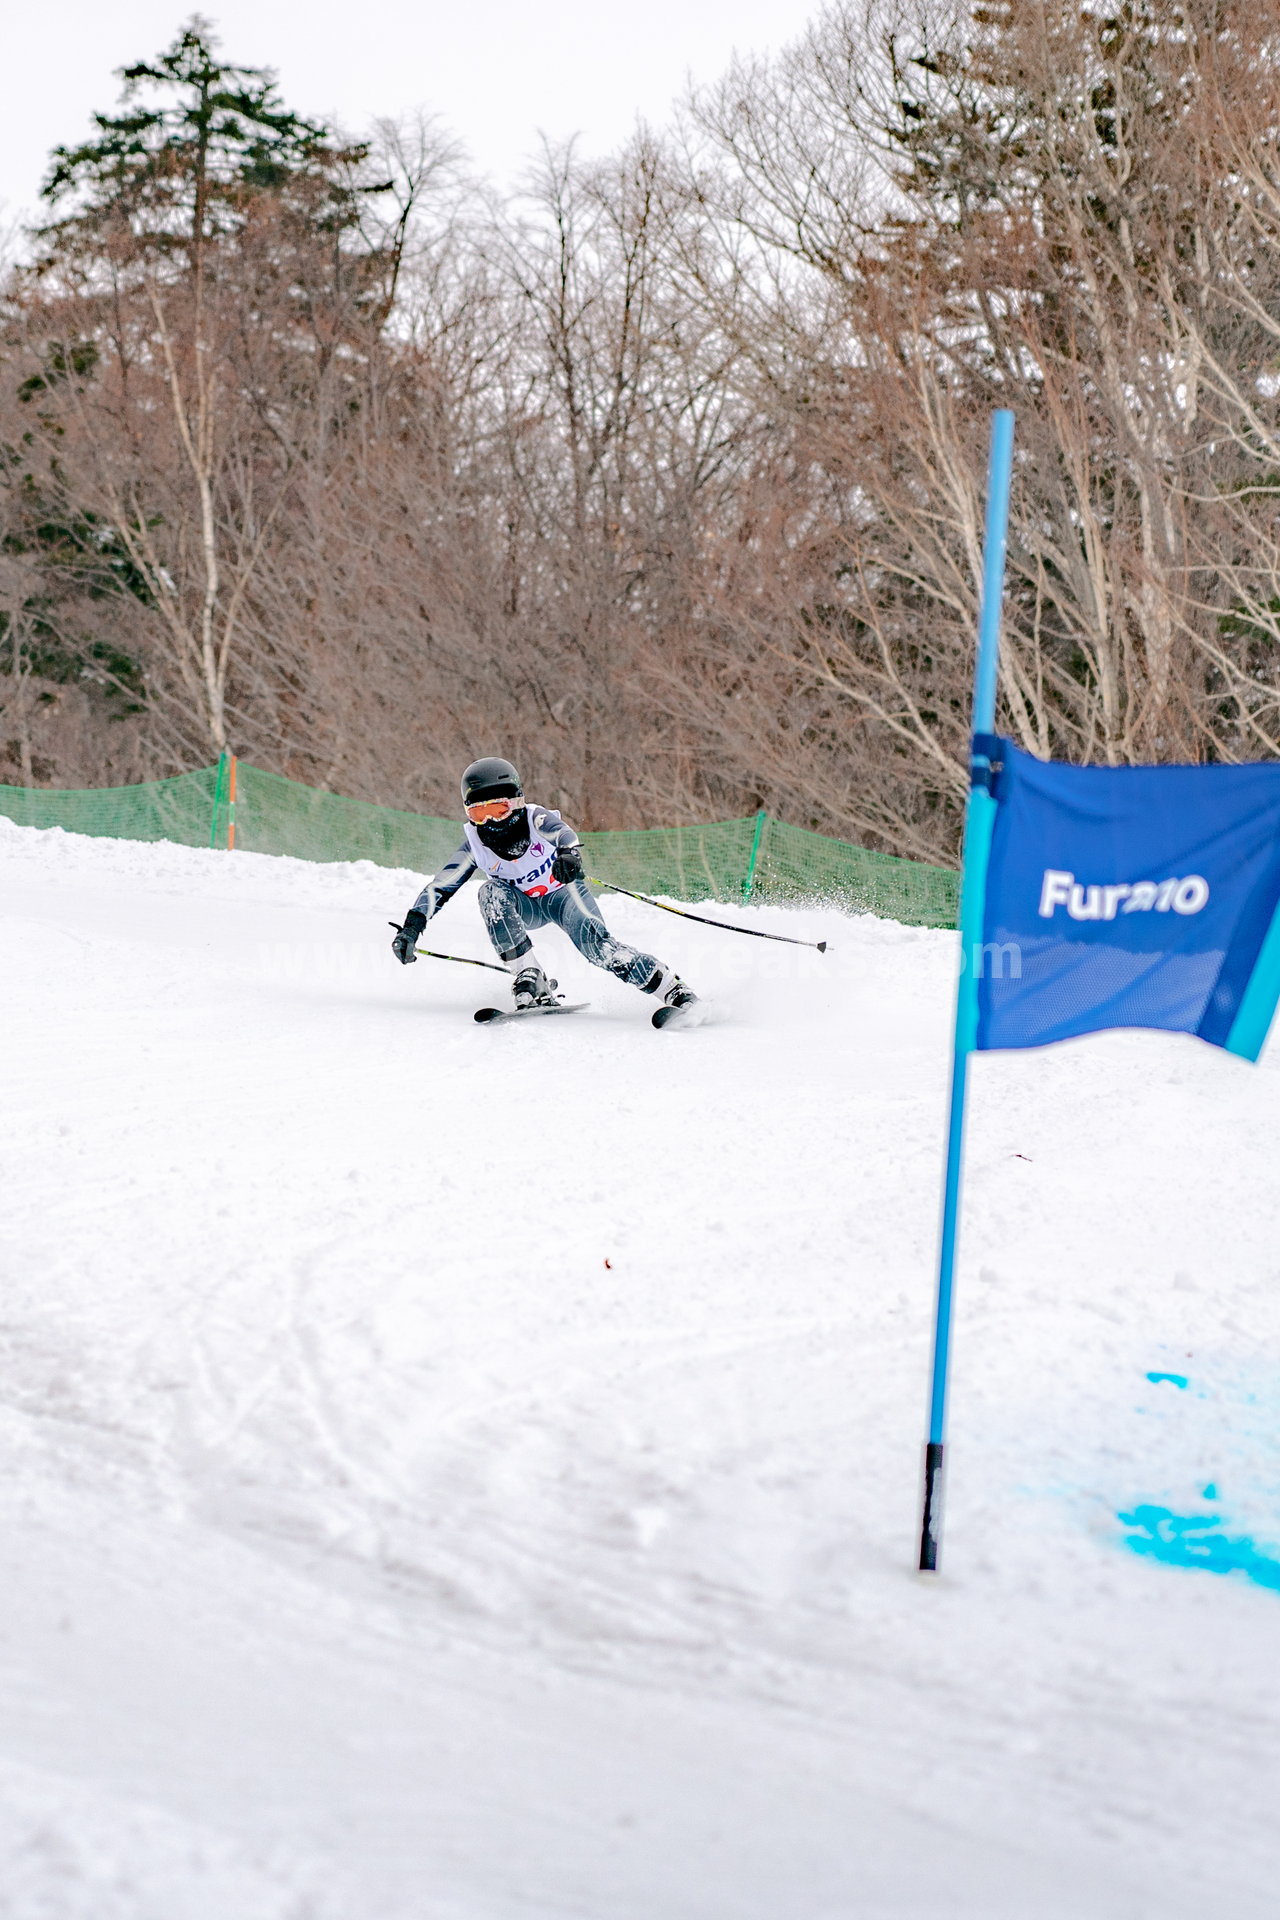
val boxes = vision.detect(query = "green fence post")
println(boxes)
[209,751,228,849]
[742,809,768,901]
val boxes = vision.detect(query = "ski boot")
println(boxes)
[512,963,559,1010]
[644,966,698,1027]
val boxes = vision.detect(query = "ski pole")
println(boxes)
[388,924,510,975]
[587,879,828,952]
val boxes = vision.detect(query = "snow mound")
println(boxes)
[0,1757,335,1920]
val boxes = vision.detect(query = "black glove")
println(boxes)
[552,843,584,886]
[392,909,427,964]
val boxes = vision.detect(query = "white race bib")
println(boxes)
[464,810,563,897]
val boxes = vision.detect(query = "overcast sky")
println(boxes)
[1,0,819,231]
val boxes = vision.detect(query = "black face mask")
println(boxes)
[476,806,531,859]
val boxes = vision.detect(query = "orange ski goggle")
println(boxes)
[465,794,522,823]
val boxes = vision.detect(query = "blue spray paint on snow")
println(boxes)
[1108,1366,1280,1593]
[1119,1505,1280,1593]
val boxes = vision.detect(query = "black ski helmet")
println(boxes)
[461,757,522,807]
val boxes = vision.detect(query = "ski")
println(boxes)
[474,1001,589,1024]
[652,998,704,1030]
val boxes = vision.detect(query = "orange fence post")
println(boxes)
[209,751,228,847]
[227,754,237,850]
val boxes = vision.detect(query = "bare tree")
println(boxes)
[8,4,1280,864]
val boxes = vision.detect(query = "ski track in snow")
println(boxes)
[1,814,1279,1916]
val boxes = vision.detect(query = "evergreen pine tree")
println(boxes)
[34,16,365,281]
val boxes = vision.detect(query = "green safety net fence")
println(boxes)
[0,758,959,929]
[0,764,223,848]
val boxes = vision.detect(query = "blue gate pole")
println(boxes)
[918,409,1015,1573]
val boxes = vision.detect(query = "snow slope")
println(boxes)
[1,816,1278,1918]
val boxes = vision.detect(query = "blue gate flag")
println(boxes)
[972,739,1280,1060]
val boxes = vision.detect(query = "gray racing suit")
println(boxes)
[407,804,665,991]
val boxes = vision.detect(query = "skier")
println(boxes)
[391,757,697,1017]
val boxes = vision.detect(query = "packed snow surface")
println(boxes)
[2,817,1279,1918]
